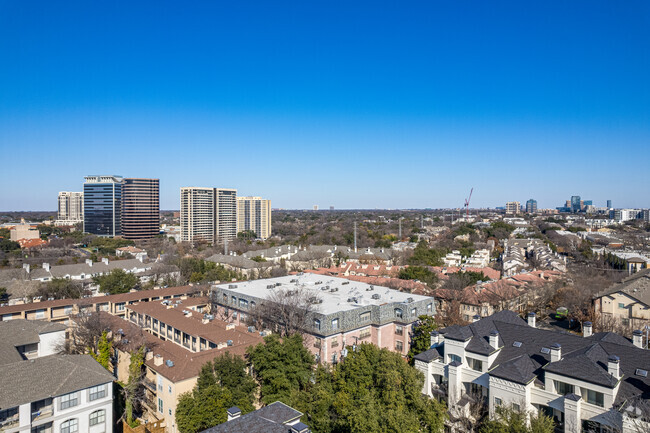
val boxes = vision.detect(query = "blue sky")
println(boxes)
[1,1,649,210]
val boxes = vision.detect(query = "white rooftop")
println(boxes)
[213,273,433,315]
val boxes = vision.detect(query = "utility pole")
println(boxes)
[421,214,424,230]
[398,217,403,239]
[224,238,228,255]
[354,221,357,253]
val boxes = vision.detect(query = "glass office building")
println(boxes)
[122,178,160,239]
[83,175,124,236]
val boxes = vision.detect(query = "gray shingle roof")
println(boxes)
[594,268,650,306]
[206,254,272,270]
[0,320,67,366]
[199,401,303,433]
[0,354,114,408]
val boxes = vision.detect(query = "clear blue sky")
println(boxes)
[1,1,649,211]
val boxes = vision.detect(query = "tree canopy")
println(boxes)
[480,406,554,433]
[93,269,139,294]
[398,266,438,287]
[407,315,438,363]
[408,241,447,267]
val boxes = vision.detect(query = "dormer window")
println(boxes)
[395,308,403,319]
[636,369,648,377]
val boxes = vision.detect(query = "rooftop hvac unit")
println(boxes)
[247,326,255,333]
[315,281,323,285]
[229,284,238,289]
[290,279,298,283]
[341,281,350,285]
[371,294,380,300]
[266,284,275,289]
[330,287,338,292]
[406,297,414,303]
[275,282,282,286]
[227,340,233,346]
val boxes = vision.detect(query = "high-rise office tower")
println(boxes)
[84,175,124,236]
[180,187,237,244]
[57,191,84,223]
[570,195,581,213]
[505,201,521,215]
[525,199,538,214]
[607,199,612,209]
[237,196,271,240]
[122,178,160,239]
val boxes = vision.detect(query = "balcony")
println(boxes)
[0,415,19,431]
[143,378,157,392]
[31,405,53,422]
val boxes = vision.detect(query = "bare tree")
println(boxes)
[60,310,110,354]
[246,287,321,336]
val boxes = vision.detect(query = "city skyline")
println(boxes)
[1,1,649,210]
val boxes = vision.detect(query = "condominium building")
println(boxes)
[0,320,114,433]
[122,178,160,239]
[180,187,237,244]
[505,201,520,215]
[57,192,84,224]
[211,273,436,363]
[83,175,124,237]
[237,196,271,240]
[414,311,650,433]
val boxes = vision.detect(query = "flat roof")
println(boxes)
[212,273,433,316]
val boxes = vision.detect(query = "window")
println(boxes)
[411,308,417,316]
[359,329,371,339]
[35,309,45,319]
[618,302,625,309]
[59,392,78,410]
[467,357,483,372]
[89,410,105,426]
[231,296,237,305]
[313,338,322,348]
[169,409,172,416]
[313,319,321,330]
[239,299,248,308]
[168,385,172,394]
[512,403,520,411]
[158,398,163,413]
[554,380,574,395]
[448,354,462,364]
[158,376,163,392]
[64,306,73,315]
[395,308,403,319]
[540,347,551,354]
[331,337,339,347]
[396,341,403,351]
[395,325,404,336]
[494,397,502,406]
[359,311,371,322]
[31,423,52,433]
[331,318,339,330]
[116,303,125,311]
[636,369,648,377]
[61,419,78,433]
[581,389,604,407]
[89,384,106,401]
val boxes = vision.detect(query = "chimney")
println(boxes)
[23,263,30,274]
[527,312,536,328]
[583,321,593,338]
[472,314,480,323]
[550,343,562,362]
[146,351,153,361]
[633,330,643,348]
[430,331,439,347]
[153,354,163,366]
[226,406,241,422]
[290,422,310,433]
[137,255,144,263]
[42,263,50,272]
[102,257,109,265]
[86,259,93,267]
[489,330,500,350]
[607,355,620,379]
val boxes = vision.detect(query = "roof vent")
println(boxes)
[341,281,350,285]
[248,326,255,333]
[227,406,241,421]
[290,422,310,433]
[228,284,238,289]
[165,359,174,367]
[371,294,380,300]
[635,368,648,377]
[227,340,233,346]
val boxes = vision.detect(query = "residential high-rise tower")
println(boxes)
[84,175,124,236]
[505,201,520,215]
[122,178,160,239]
[237,196,271,240]
[180,187,237,244]
[57,191,84,224]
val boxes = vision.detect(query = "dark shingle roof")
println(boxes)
[0,320,67,366]
[414,346,443,362]
[199,401,303,433]
[0,354,114,408]
[490,355,538,385]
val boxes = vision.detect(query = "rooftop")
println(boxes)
[199,401,303,433]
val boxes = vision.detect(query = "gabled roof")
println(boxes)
[490,355,538,385]
[199,401,303,433]
[594,268,650,306]
[544,343,619,388]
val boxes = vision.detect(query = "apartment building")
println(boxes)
[57,192,84,225]
[0,320,114,433]
[199,402,307,433]
[414,311,650,433]
[102,297,264,433]
[505,201,521,215]
[236,196,271,240]
[122,178,160,239]
[594,269,650,330]
[84,175,124,237]
[0,285,197,323]
[211,273,435,363]
[180,187,237,244]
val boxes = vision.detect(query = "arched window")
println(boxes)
[394,308,403,318]
[61,419,78,433]
[313,319,321,330]
[89,410,105,426]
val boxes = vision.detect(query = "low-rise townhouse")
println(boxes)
[199,402,308,433]
[414,311,650,433]
[594,269,650,330]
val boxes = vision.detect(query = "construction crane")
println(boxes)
[464,188,473,217]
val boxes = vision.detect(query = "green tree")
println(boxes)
[480,406,554,433]
[398,266,438,287]
[237,230,257,240]
[298,344,446,433]
[37,277,86,299]
[124,346,145,427]
[408,240,447,267]
[90,331,112,370]
[407,315,438,363]
[89,237,135,254]
[93,269,139,294]
[0,238,21,252]
[175,353,257,433]
[247,333,314,405]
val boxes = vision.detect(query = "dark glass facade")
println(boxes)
[122,178,160,239]
[83,177,123,236]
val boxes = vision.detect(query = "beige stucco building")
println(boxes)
[594,269,650,330]
[236,196,271,240]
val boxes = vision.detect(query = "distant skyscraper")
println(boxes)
[84,175,124,236]
[607,199,612,209]
[570,195,581,213]
[122,178,160,239]
[180,187,237,244]
[525,199,537,213]
[505,201,520,215]
[313,205,319,211]
[57,191,84,224]
[237,196,271,240]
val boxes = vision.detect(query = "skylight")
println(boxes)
[513,341,523,348]
[635,369,648,377]
[540,347,551,354]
